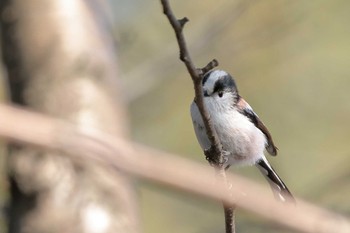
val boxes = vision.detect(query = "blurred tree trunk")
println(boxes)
[0,1,138,233]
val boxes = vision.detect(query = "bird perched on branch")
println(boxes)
[190,70,294,202]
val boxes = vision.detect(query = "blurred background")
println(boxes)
[1,0,350,232]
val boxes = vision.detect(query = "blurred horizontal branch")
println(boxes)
[0,103,349,233]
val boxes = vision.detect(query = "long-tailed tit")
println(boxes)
[190,70,294,202]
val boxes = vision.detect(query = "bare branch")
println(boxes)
[160,1,234,231]
[224,204,236,233]
[0,103,350,233]
[178,17,189,29]
[160,0,223,166]
[198,59,219,76]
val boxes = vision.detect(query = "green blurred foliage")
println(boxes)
[115,1,350,233]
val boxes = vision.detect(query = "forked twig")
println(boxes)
[160,0,221,169]
[160,1,236,232]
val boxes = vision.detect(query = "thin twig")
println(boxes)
[0,104,350,233]
[224,204,236,233]
[160,0,223,164]
[160,0,237,232]
[220,169,236,233]
[160,0,236,232]
[198,59,219,76]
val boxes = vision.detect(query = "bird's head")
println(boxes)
[202,70,239,107]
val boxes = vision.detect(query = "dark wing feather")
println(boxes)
[236,97,278,156]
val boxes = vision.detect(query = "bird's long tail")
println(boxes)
[256,157,295,203]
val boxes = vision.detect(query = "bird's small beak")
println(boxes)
[203,90,209,97]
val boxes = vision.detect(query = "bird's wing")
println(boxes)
[236,96,278,156]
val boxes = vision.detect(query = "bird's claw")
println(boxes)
[204,146,217,166]
[204,147,229,168]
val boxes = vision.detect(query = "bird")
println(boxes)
[190,69,294,202]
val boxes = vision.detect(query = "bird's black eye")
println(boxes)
[218,91,224,98]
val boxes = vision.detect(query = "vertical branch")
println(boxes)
[224,204,236,233]
[160,0,223,162]
[221,170,236,233]
[160,1,236,232]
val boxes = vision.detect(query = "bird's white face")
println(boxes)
[202,70,228,96]
[202,70,238,112]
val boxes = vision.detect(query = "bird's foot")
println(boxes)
[204,147,229,168]
[204,146,217,166]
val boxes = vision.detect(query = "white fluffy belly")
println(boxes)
[190,102,266,167]
[214,110,266,166]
